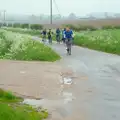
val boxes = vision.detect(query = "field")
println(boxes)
[0,29,60,61]
[74,29,120,54]
[35,18,120,29]
[0,89,48,120]
[3,27,120,55]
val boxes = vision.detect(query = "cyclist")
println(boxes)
[56,28,61,43]
[47,29,53,44]
[70,29,74,45]
[65,27,73,55]
[62,28,66,44]
[41,29,47,43]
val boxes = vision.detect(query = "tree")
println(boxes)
[68,13,76,19]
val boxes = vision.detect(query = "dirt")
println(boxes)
[0,60,63,99]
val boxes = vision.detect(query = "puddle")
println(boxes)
[22,92,75,107]
[60,77,73,85]
[63,92,75,104]
[23,99,45,107]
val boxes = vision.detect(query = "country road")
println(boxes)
[31,37,120,120]
[50,42,120,120]
[1,36,120,120]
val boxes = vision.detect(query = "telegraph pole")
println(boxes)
[50,0,52,24]
[3,10,6,25]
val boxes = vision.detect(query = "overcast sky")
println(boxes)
[0,0,120,16]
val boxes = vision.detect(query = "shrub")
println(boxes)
[21,24,29,29]
[30,24,43,30]
[13,23,21,28]
[2,23,7,27]
[63,24,97,31]
[8,23,13,27]
[114,25,120,29]
[102,25,115,30]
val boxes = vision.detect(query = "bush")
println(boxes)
[114,25,120,29]
[30,24,43,30]
[102,25,115,30]
[0,29,60,61]
[2,23,7,27]
[8,23,13,27]
[21,24,29,29]
[13,23,21,28]
[63,24,97,31]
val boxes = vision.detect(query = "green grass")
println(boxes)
[74,29,120,55]
[3,27,57,40]
[3,27,41,36]
[4,27,120,55]
[0,29,60,61]
[0,88,22,102]
[0,89,48,120]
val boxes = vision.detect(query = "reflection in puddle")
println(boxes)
[60,77,73,85]
[23,92,75,107]
[23,99,45,107]
[63,92,75,104]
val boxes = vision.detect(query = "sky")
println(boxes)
[0,0,120,16]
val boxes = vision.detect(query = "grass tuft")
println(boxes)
[0,89,48,120]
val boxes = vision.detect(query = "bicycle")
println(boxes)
[65,38,72,55]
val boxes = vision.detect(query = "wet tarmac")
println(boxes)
[31,38,120,120]
[53,44,120,120]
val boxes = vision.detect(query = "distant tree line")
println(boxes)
[63,24,120,31]
[1,22,120,31]
[0,23,43,30]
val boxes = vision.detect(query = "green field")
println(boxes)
[0,29,60,61]
[0,89,48,120]
[3,27,120,55]
[3,27,41,36]
[74,29,120,54]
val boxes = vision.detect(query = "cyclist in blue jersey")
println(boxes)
[56,28,61,43]
[65,28,73,55]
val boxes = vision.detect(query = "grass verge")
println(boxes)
[3,27,41,36]
[5,27,120,55]
[74,29,120,54]
[0,29,60,61]
[0,89,48,120]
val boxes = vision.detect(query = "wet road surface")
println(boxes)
[32,38,120,120]
[51,43,120,120]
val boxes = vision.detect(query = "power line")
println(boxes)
[53,0,62,17]
[50,0,52,24]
